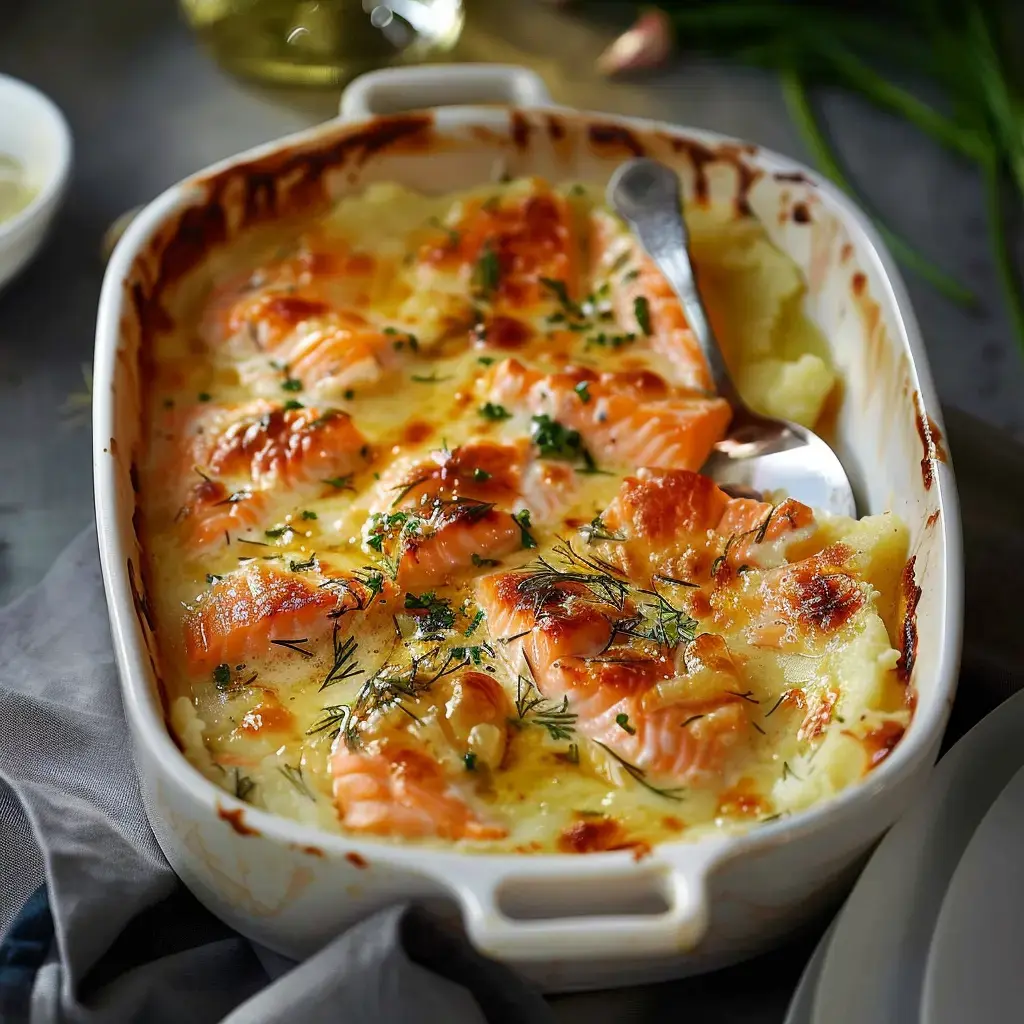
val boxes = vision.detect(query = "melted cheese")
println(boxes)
[141,178,910,854]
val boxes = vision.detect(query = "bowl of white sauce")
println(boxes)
[0,74,72,293]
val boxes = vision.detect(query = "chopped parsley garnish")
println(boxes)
[512,509,537,549]
[530,414,582,459]
[473,244,501,298]
[282,399,304,411]
[574,381,591,403]
[300,509,317,520]
[615,712,637,735]
[281,377,303,392]
[471,553,499,568]
[404,591,456,637]
[465,608,485,635]
[322,475,354,490]
[265,525,292,539]
[539,276,574,310]
[212,663,231,688]
[478,356,495,366]
[410,373,451,384]
[633,295,653,336]
[529,414,602,472]
[478,402,512,421]
[584,330,636,351]
[344,389,355,400]
[464,752,478,771]
[198,392,212,402]
[472,467,492,482]
[288,556,317,572]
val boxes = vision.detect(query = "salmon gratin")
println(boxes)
[142,177,912,854]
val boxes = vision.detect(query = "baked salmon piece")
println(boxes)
[332,744,507,841]
[364,439,575,587]
[476,565,750,785]
[484,358,731,472]
[183,561,377,672]
[415,178,582,313]
[176,477,269,550]
[172,400,371,547]
[593,468,816,580]
[200,240,379,351]
[331,670,511,840]
[712,542,867,650]
[590,209,712,392]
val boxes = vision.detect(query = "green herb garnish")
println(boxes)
[633,295,653,336]
[478,402,512,421]
[323,475,354,491]
[512,509,537,549]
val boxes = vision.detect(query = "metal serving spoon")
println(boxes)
[607,158,857,518]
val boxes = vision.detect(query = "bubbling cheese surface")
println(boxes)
[142,178,910,854]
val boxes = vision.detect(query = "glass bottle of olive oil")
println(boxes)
[179,0,465,88]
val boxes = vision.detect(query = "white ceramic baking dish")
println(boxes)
[93,64,962,991]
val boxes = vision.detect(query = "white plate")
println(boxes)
[920,762,1024,1024]
[783,919,838,1024]
[811,688,1024,1024]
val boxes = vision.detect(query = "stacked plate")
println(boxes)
[786,688,1024,1023]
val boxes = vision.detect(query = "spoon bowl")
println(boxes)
[607,157,857,518]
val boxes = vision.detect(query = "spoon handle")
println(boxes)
[606,158,745,410]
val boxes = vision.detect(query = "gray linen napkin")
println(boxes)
[0,528,553,1024]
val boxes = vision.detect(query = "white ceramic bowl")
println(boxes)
[0,74,72,292]
[93,64,963,992]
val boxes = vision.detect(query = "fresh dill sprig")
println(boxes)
[594,741,685,802]
[320,624,364,691]
[514,538,630,612]
[278,763,315,800]
[513,673,578,740]
[271,637,315,658]
[233,770,256,801]
[579,515,625,543]
[307,703,352,740]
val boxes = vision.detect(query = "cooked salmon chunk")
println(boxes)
[484,359,731,472]
[593,467,816,580]
[476,566,750,785]
[363,439,575,586]
[183,562,373,672]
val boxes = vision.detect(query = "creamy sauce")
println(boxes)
[142,179,911,854]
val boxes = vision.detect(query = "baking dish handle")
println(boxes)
[448,848,721,962]
[338,63,553,122]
